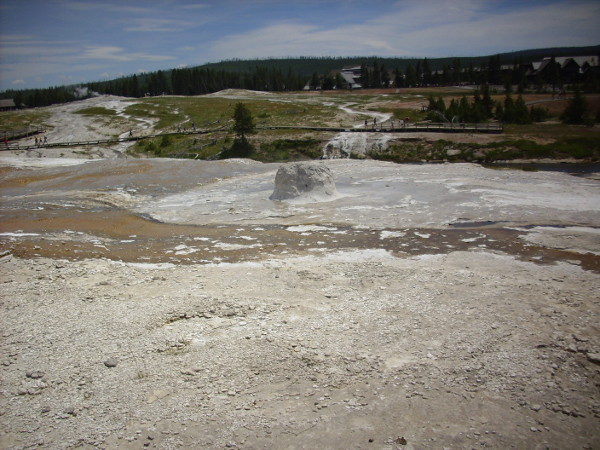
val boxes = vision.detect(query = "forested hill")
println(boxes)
[494,45,600,62]
[196,45,600,76]
[1,45,599,108]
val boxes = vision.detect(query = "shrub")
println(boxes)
[219,136,254,159]
[530,106,549,122]
[160,135,172,148]
[561,89,589,124]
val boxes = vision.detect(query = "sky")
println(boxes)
[0,0,599,91]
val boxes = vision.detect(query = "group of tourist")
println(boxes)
[34,135,48,146]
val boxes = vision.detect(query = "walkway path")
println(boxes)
[2,122,502,152]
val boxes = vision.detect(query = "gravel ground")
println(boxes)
[1,95,599,449]
[1,248,599,449]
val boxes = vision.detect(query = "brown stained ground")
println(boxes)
[2,207,598,272]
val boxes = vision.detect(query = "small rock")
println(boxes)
[26,371,45,379]
[395,436,407,445]
[586,352,600,364]
[104,358,118,368]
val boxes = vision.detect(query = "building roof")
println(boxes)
[0,99,16,108]
[339,72,362,89]
[556,56,598,67]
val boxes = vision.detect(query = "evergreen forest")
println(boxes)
[1,46,599,110]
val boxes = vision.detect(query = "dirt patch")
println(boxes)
[1,247,598,449]
[1,207,599,273]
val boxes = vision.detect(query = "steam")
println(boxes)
[73,86,99,98]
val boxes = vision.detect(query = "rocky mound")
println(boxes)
[269,162,337,201]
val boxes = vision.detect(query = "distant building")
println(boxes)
[0,99,16,111]
[340,66,362,89]
[529,55,599,83]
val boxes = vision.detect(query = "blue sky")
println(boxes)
[1,0,599,91]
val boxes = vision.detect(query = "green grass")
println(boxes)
[0,109,50,130]
[257,138,322,161]
[503,122,600,140]
[125,96,340,131]
[365,136,600,163]
[3,89,598,164]
[128,132,224,159]
[390,108,427,122]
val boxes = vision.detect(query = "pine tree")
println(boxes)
[503,94,515,123]
[548,56,561,93]
[233,103,255,138]
[372,59,381,88]
[422,58,432,85]
[310,73,320,90]
[560,89,589,124]
[514,95,532,124]
[447,99,459,121]
[481,84,493,118]
[381,63,390,88]
[221,103,256,159]
[451,58,461,84]
[322,74,335,90]
[360,63,370,88]
[394,68,404,87]
[405,64,417,87]
[495,101,504,121]
[335,73,345,89]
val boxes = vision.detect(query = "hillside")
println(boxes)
[197,45,600,75]
[2,45,599,109]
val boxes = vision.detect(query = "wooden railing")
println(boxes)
[1,121,503,152]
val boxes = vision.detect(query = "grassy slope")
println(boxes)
[117,90,600,162]
[0,109,51,131]
[2,89,598,162]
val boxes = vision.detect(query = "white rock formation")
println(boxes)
[269,162,337,201]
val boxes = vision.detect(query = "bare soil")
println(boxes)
[1,94,599,449]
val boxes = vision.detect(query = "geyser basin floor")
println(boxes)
[1,208,599,272]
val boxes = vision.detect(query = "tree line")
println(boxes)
[1,48,598,109]
[426,85,597,125]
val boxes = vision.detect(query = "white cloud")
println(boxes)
[63,1,149,15]
[78,46,175,62]
[125,18,194,33]
[208,0,600,59]
[11,79,25,85]
[179,3,210,10]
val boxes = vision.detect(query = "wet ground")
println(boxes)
[1,155,600,450]
[2,206,599,273]
[1,157,599,272]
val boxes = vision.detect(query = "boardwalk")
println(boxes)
[1,122,502,152]
[261,122,503,133]
[1,126,46,141]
